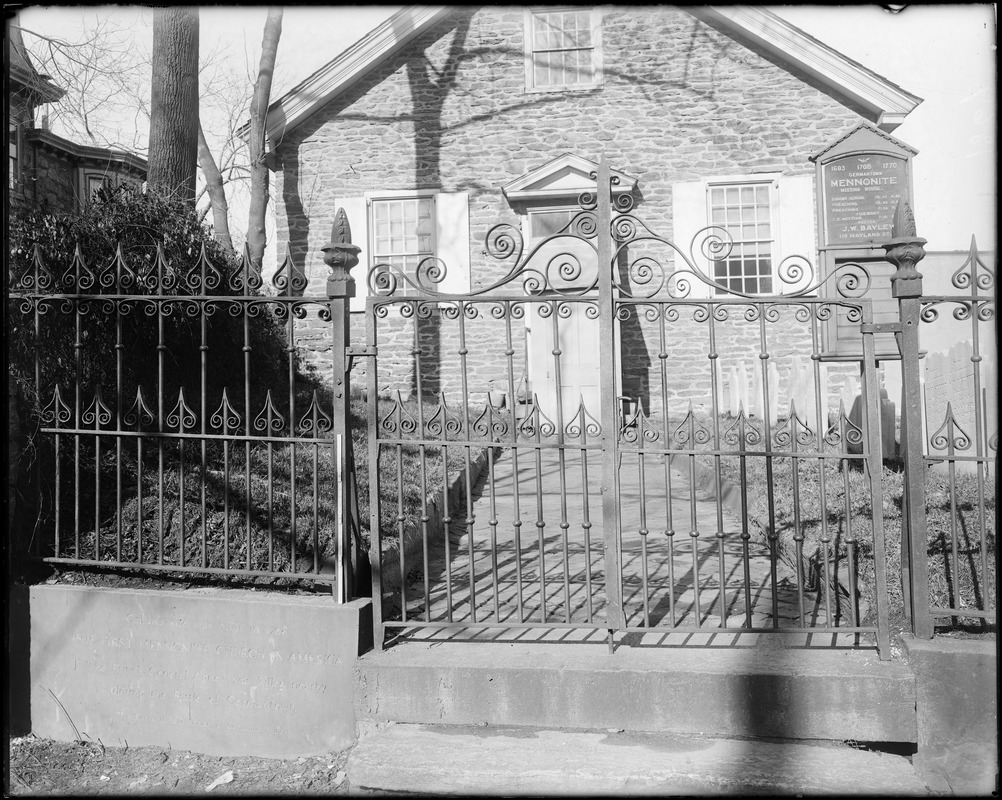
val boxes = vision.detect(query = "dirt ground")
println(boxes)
[7,735,355,796]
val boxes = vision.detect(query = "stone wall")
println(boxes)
[30,147,78,214]
[273,6,867,402]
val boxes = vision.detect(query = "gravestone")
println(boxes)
[847,389,898,461]
[923,343,997,474]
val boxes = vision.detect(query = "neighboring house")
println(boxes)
[8,16,147,213]
[255,6,925,415]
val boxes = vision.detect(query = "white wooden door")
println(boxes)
[528,300,603,425]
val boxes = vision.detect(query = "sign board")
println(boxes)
[822,154,909,245]
[810,124,918,358]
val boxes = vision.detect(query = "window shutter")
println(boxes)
[776,174,817,293]
[434,191,471,294]
[339,196,368,312]
[671,180,711,299]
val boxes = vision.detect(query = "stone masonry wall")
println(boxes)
[31,148,78,214]
[273,6,868,406]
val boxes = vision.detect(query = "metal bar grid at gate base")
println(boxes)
[9,243,350,593]
[917,239,997,627]
[363,168,892,654]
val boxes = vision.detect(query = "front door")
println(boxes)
[523,205,609,423]
[528,299,603,424]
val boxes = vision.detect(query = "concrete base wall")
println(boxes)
[28,585,372,758]
[902,634,998,796]
[355,641,917,744]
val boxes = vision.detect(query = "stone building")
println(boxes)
[255,6,922,420]
[8,16,147,214]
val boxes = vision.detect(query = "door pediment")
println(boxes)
[502,154,638,207]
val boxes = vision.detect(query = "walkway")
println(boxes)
[397,448,861,644]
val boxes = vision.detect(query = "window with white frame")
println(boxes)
[672,173,815,299]
[370,195,435,273]
[525,8,601,91]
[340,190,470,310]
[707,182,776,295]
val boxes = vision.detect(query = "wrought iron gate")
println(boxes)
[362,161,890,655]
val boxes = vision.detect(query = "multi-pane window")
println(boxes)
[527,9,599,90]
[370,196,435,273]
[708,183,775,295]
[87,175,107,203]
[9,123,18,189]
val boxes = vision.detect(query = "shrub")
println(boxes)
[8,186,291,417]
[8,187,309,564]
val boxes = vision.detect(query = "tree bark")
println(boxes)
[197,121,234,253]
[246,8,283,274]
[148,7,199,204]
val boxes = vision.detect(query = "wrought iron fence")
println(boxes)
[9,243,351,593]
[361,161,892,654]
[917,239,997,627]
[9,168,993,648]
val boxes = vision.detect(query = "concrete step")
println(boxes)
[355,638,917,744]
[346,723,931,796]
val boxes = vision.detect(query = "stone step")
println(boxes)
[346,723,931,796]
[354,638,917,744]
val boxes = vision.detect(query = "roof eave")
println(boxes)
[694,7,922,132]
[875,112,910,133]
[253,4,923,147]
[9,64,65,104]
[27,129,148,173]
[250,5,454,146]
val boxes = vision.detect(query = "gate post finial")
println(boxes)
[883,199,927,298]
[323,207,362,299]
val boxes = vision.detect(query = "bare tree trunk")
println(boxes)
[148,7,199,204]
[197,121,234,253]
[246,8,283,274]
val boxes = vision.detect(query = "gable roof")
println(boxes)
[244,6,453,145]
[691,8,921,131]
[809,122,918,164]
[254,5,922,146]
